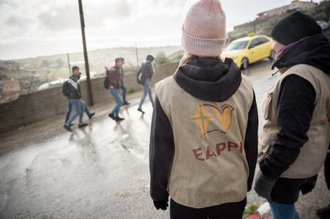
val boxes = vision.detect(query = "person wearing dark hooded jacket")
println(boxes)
[137,55,155,114]
[149,1,258,218]
[254,11,330,219]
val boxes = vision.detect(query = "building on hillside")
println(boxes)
[0,79,21,103]
[0,79,21,93]
[0,60,20,71]
[257,0,317,20]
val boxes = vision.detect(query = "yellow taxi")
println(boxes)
[221,35,275,69]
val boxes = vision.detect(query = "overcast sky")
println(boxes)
[0,0,321,60]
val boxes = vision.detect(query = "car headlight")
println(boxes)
[231,56,238,60]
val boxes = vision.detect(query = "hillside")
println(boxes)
[14,45,182,76]
[0,46,181,94]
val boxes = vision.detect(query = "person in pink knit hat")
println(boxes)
[149,0,258,218]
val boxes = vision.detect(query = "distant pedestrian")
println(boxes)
[254,12,330,219]
[63,66,88,132]
[120,58,130,106]
[137,55,155,114]
[65,73,95,124]
[149,0,258,218]
[107,58,125,122]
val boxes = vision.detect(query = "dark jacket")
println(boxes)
[67,75,82,99]
[260,34,330,180]
[325,143,330,190]
[107,66,122,89]
[150,57,258,202]
[141,60,154,84]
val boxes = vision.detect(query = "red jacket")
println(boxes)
[106,66,122,89]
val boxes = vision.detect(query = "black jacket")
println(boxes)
[67,76,82,99]
[150,57,258,202]
[141,61,154,84]
[261,34,330,180]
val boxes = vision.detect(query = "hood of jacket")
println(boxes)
[272,34,330,75]
[174,57,242,102]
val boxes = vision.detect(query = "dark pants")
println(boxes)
[170,198,246,219]
[271,175,318,205]
[325,150,330,190]
[120,83,127,103]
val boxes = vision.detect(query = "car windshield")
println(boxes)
[225,41,249,51]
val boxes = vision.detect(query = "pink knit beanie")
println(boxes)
[182,0,227,57]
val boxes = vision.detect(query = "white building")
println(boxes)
[289,0,318,11]
[257,0,317,20]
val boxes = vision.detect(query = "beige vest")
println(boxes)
[259,64,330,179]
[155,75,254,208]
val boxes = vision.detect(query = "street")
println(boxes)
[0,60,329,219]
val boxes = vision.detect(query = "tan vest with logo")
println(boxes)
[155,75,254,208]
[259,64,330,179]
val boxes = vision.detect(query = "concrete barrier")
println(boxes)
[0,62,179,133]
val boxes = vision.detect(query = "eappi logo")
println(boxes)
[190,104,214,139]
[191,103,234,139]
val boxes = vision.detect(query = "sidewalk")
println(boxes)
[0,90,144,154]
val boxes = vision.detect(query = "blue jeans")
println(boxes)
[138,78,154,109]
[270,202,300,219]
[65,100,91,123]
[120,83,127,103]
[110,88,123,117]
[65,99,83,126]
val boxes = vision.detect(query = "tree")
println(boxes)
[0,74,8,80]
[41,60,50,68]
[124,64,138,73]
[154,51,171,65]
[55,58,64,68]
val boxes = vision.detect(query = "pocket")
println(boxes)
[258,130,276,163]
[262,92,273,121]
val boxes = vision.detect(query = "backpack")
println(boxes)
[136,67,143,85]
[104,76,110,89]
[61,80,70,97]
[136,63,146,85]
[104,68,111,89]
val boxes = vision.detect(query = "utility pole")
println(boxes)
[67,53,71,76]
[78,0,94,106]
[135,43,139,68]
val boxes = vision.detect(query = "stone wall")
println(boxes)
[0,62,179,133]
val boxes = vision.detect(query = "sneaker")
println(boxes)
[109,113,116,121]
[88,113,95,119]
[316,205,330,219]
[122,101,130,106]
[63,125,72,132]
[115,116,125,122]
[78,123,88,128]
[137,108,145,114]
[69,123,74,127]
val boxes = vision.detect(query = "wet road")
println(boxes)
[0,60,329,219]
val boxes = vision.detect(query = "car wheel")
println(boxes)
[241,57,249,70]
[269,49,276,60]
